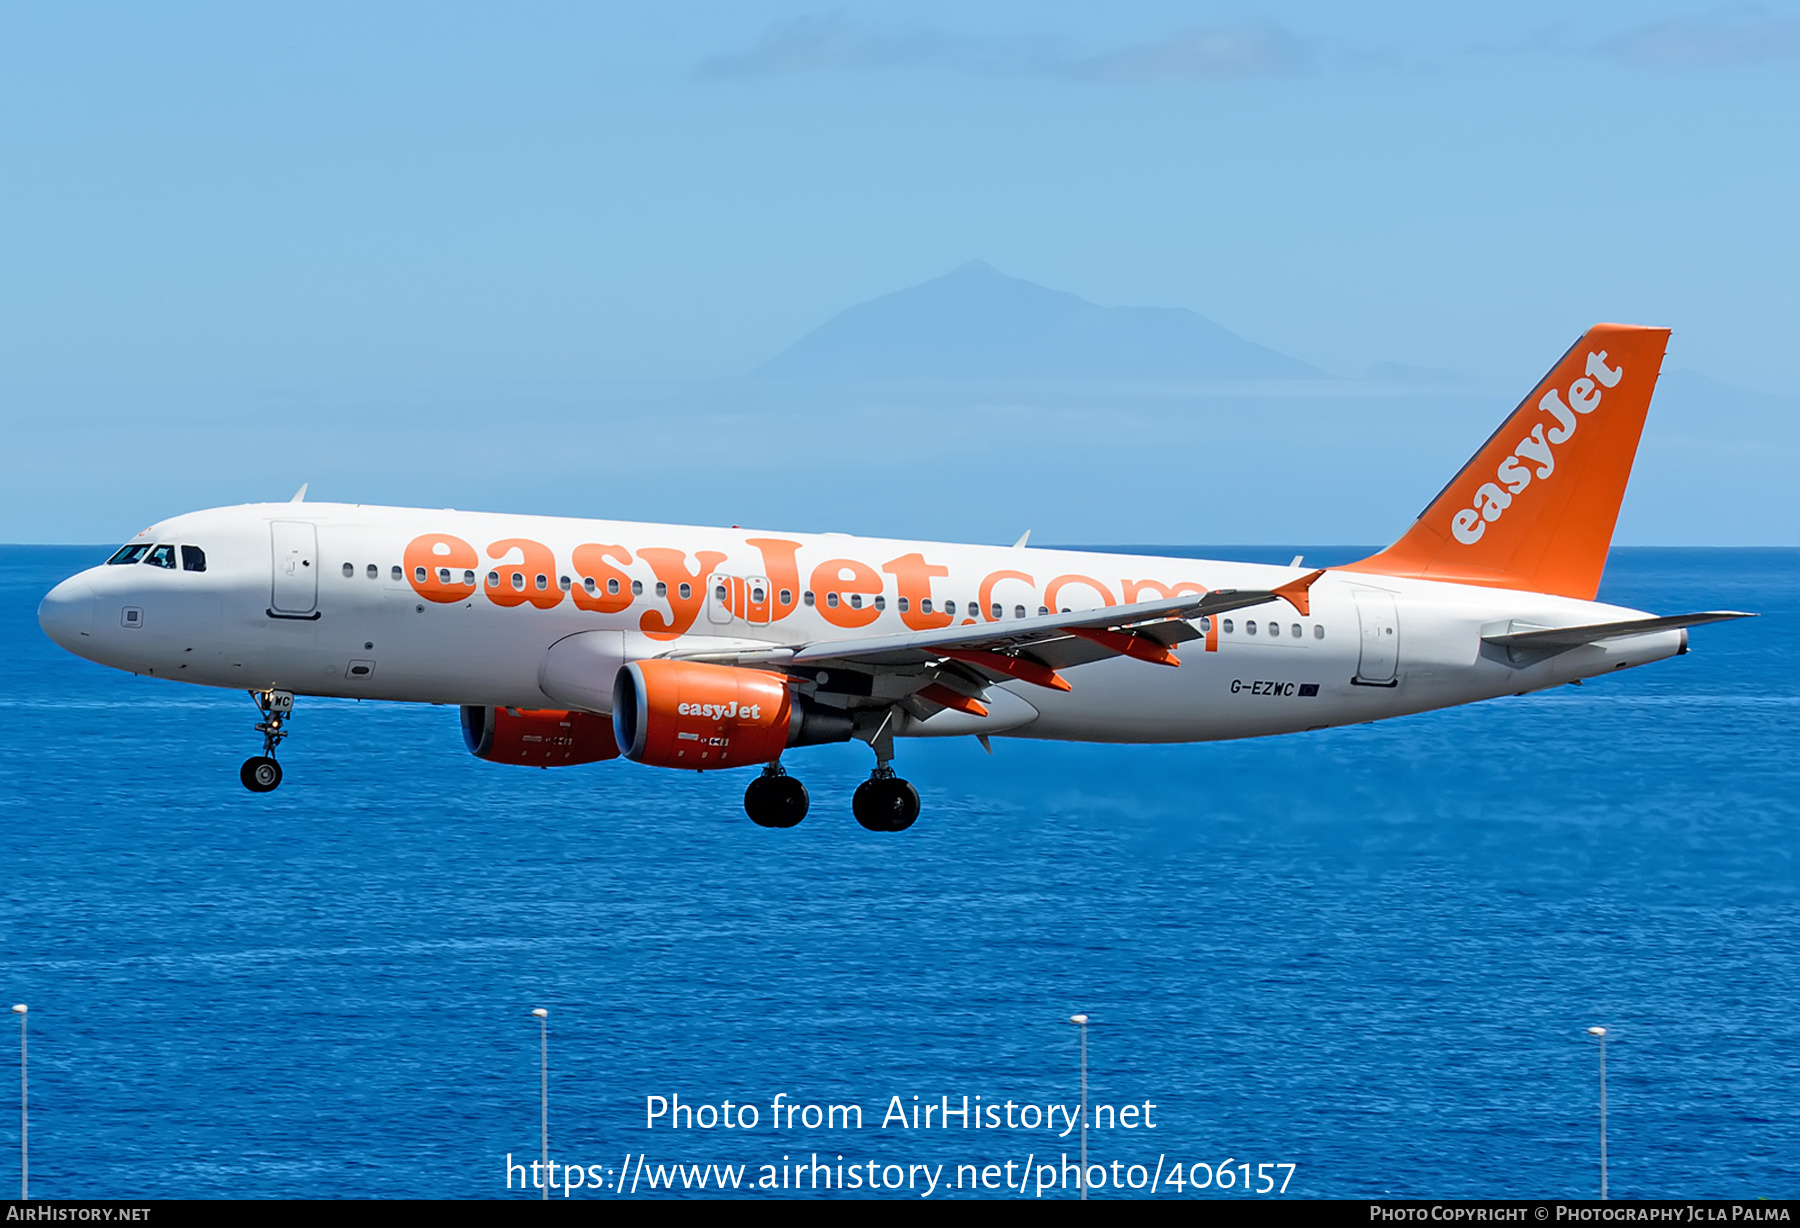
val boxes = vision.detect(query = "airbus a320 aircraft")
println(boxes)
[38,325,1748,831]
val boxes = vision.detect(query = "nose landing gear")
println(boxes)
[240,689,293,793]
[743,762,809,828]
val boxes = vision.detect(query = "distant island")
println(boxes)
[753,260,1324,382]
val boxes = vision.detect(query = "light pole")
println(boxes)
[1587,1026,1608,1200]
[1069,1014,1088,1200]
[533,1009,549,1201]
[13,1005,25,1202]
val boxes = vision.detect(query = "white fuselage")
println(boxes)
[38,502,1684,745]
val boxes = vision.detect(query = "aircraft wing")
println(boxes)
[668,571,1326,705]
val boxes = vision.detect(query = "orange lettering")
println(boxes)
[486,538,564,610]
[882,553,951,630]
[638,548,728,640]
[1044,574,1116,613]
[811,558,883,629]
[745,538,803,623]
[977,569,1035,621]
[570,543,635,614]
[403,533,479,604]
[1121,578,1206,604]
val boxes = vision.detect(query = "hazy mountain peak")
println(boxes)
[1364,361,1476,386]
[755,263,1321,382]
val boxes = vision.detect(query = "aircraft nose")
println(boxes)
[38,578,97,650]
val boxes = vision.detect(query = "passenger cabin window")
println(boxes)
[108,544,152,565]
[391,566,402,582]
[343,562,355,578]
[1314,625,1325,640]
[654,582,667,598]
[146,545,177,569]
[678,582,691,600]
[631,580,644,596]
[366,564,377,580]
[181,546,207,573]
[803,591,815,606]
[897,596,910,613]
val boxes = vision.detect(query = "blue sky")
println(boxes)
[3,3,1797,543]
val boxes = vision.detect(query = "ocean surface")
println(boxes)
[1,545,1794,1200]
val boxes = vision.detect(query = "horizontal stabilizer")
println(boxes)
[1483,610,1753,654]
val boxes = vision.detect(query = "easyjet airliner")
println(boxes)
[37,325,1748,830]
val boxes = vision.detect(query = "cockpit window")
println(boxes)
[108,544,153,565]
[181,546,207,573]
[146,545,177,569]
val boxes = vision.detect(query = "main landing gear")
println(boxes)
[850,709,918,832]
[240,689,293,794]
[744,762,809,828]
[853,765,920,832]
[741,760,920,833]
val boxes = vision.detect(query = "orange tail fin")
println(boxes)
[1341,324,1670,600]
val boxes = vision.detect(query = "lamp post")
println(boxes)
[12,1005,24,1202]
[1587,1026,1608,1200]
[532,1009,549,1201]
[1069,1014,1089,1200]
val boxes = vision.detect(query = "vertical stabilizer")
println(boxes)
[1342,324,1670,600]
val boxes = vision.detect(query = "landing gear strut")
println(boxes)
[853,765,920,832]
[241,689,293,794]
[851,709,919,831]
[744,762,809,828]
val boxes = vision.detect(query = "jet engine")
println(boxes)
[612,659,855,770]
[460,705,620,766]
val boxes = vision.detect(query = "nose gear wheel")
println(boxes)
[240,757,283,792]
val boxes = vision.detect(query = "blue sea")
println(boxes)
[1,545,1794,1200]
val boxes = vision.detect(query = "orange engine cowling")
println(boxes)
[612,659,855,770]
[461,705,620,766]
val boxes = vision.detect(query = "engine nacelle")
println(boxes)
[612,659,855,770]
[461,705,620,767]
